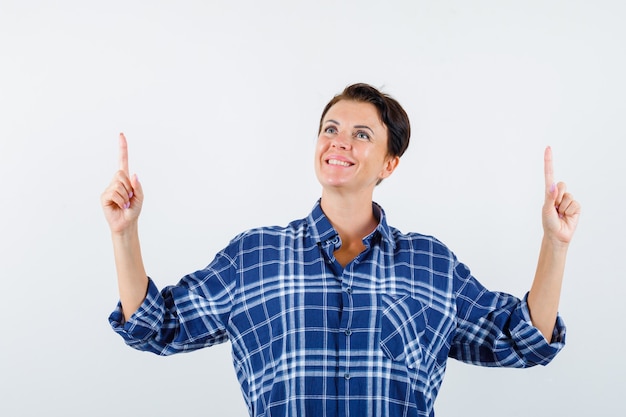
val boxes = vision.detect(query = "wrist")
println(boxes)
[111,222,139,243]
[542,234,569,254]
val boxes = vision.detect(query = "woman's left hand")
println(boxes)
[542,146,582,246]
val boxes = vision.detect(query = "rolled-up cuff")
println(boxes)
[108,277,164,344]
[510,292,566,366]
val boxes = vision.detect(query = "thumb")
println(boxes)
[543,182,559,219]
[130,173,144,203]
[543,181,568,226]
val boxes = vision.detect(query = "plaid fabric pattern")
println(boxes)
[110,200,565,417]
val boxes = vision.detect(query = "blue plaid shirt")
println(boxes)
[110,200,565,417]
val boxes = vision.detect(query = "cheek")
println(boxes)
[314,142,325,168]
[315,138,329,157]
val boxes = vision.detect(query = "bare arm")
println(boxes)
[101,133,148,321]
[527,147,581,340]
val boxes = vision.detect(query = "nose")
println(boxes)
[331,131,351,150]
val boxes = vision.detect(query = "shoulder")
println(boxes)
[388,226,456,259]
[227,217,309,248]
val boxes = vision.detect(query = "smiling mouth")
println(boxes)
[327,159,353,167]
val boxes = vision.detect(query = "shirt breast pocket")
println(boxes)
[379,293,428,371]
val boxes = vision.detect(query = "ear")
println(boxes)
[379,155,400,180]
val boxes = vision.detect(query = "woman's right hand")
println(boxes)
[101,133,144,234]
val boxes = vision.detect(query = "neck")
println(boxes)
[320,188,378,243]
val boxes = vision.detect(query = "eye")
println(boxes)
[355,130,371,140]
[324,126,338,134]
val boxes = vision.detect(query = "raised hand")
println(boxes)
[101,133,144,234]
[542,146,581,246]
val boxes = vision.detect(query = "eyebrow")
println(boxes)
[324,120,375,134]
[354,125,374,134]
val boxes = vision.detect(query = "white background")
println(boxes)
[1,1,624,416]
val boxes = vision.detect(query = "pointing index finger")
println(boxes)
[119,132,129,175]
[544,145,554,191]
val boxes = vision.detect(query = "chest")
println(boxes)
[229,243,457,359]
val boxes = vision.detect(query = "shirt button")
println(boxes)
[344,373,351,380]
[345,287,352,294]
[345,329,352,336]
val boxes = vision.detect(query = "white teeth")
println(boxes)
[328,159,351,167]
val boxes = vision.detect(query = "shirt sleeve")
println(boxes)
[108,247,238,356]
[449,260,566,368]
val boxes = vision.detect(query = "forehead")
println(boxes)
[323,100,384,129]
